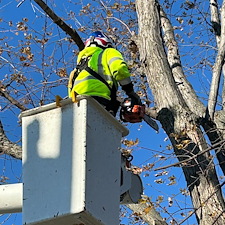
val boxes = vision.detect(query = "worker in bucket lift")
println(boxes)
[68,31,141,116]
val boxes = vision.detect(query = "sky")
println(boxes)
[0,0,219,225]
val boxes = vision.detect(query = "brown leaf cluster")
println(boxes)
[122,138,139,147]
[57,68,67,77]
[20,46,34,61]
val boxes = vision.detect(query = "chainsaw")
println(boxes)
[120,98,159,132]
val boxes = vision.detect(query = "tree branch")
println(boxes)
[0,120,22,159]
[126,202,167,225]
[159,6,205,117]
[208,45,225,120]
[145,107,158,119]
[208,2,225,119]
[0,86,26,159]
[0,86,28,111]
[210,0,225,111]
[136,0,186,110]
[33,0,84,51]
[154,139,225,171]
[210,0,221,43]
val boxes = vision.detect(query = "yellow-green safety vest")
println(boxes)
[68,46,131,100]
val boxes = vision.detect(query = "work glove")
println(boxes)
[127,91,142,105]
[121,82,142,105]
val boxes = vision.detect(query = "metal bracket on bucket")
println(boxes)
[120,155,143,204]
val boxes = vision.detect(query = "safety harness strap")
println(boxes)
[71,57,90,89]
[70,51,118,107]
[85,66,112,91]
[71,53,113,91]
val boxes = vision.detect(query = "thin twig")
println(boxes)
[178,181,225,225]
[154,140,225,171]
[32,0,84,50]
[17,0,27,8]
[107,17,133,35]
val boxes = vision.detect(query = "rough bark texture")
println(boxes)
[208,2,225,119]
[0,120,22,159]
[136,0,225,224]
[126,203,167,225]
[210,0,225,111]
[0,1,167,223]
[208,1,225,177]
[159,7,205,117]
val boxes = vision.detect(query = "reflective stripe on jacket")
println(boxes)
[68,46,131,100]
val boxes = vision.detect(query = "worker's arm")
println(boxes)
[106,48,130,81]
[121,82,142,105]
[106,48,141,104]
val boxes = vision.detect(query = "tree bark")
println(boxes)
[136,0,225,224]
[0,120,22,159]
[159,6,205,118]
[210,0,225,111]
[126,202,167,225]
[0,1,167,224]
[210,0,221,43]
[208,2,225,119]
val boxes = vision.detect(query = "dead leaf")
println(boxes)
[143,205,153,214]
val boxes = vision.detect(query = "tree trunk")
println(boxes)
[135,0,225,224]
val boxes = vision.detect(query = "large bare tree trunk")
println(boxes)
[135,0,225,224]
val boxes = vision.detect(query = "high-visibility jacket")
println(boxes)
[68,46,131,100]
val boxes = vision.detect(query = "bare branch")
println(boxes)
[208,2,225,119]
[179,181,225,225]
[126,202,167,225]
[33,0,84,51]
[210,1,225,111]
[0,86,24,159]
[221,1,225,111]
[145,107,158,119]
[136,0,185,110]
[210,0,221,44]
[154,140,225,171]
[208,45,225,119]
[0,120,22,159]
[0,86,28,111]
[223,79,225,110]
[107,17,133,35]
[17,0,27,8]
[159,6,205,117]
[207,2,225,175]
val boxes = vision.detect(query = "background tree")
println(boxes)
[1,0,225,224]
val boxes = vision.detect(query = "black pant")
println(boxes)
[92,96,120,116]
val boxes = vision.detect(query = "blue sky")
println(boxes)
[1,0,221,225]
